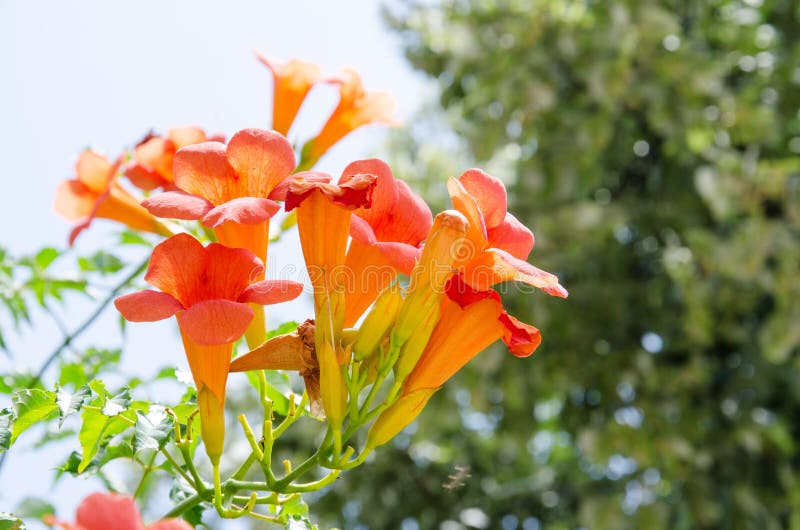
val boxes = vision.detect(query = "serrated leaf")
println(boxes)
[102,387,131,416]
[78,408,131,472]
[0,409,12,452]
[0,513,26,530]
[56,385,91,427]
[133,409,173,456]
[10,389,58,444]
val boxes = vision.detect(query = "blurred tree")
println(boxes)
[313,1,800,529]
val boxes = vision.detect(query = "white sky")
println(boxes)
[0,1,429,526]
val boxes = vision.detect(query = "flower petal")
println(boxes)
[285,171,376,211]
[462,248,568,298]
[114,290,184,322]
[147,520,194,530]
[54,180,97,221]
[142,190,214,220]
[349,214,378,245]
[487,212,534,260]
[230,332,306,372]
[447,177,488,249]
[201,197,280,228]
[204,243,265,300]
[76,151,114,193]
[173,141,239,205]
[499,313,541,357]
[177,299,253,345]
[457,168,507,228]
[75,493,143,530]
[144,233,208,306]
[344,159,398,227]
[226,128,296,198]
[237,280,304,305]
[375,241,421,275]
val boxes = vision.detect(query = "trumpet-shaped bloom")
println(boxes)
[43,492,192,530]
[304,69,398,166]
[285,169,377,428]
[125,127,222,190]
[114,233,302,461]
[367,274,541,449]
[448,168,568,298]
[343,158,432,326]
[143,128,296,347]
[256,52,322,136]
[54,150,174,245]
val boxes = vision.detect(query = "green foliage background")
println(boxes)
[314,1,800,529]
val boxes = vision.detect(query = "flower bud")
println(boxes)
[354,287,404,360]
[365,388,437,451]
[392,210,468,348]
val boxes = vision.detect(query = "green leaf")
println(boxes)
[14,498,54,519]
[33,247,60,270]
[132,409,173,457]
[0,409,12,452]
[0,513,25,530]
[267,321,300,339]
[102,387,131,416]
[119,230,152,246]
[10,389,58,445]
[78,251,124,275]
[77,408,131,472]
[56,385,91,427]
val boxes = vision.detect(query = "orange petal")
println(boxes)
[461,248,568,298]
[75,493,142,530]
[447,177,488,249]
[54,180,96,221]
[457,168,507,228]
[172,142,239,205]
[114,290,184,321]
[147,520,194,530]
[404,296,507,392]
[202,197,280,228]
[144,233,208,306]
[226,128,296,198]
[204,242,264,301]
[142,190,214,220]
[500,313,541,358]
[167,126,208,148]
[256,53,322,136]
[177,299,253,346]
[343,238,399,327]
[308,70,398,162]
[75,151,114,193]
[487,212,534,260]
[238,279,304,305]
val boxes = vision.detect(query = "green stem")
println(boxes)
[161,447,196,488]
[162,493,204,519]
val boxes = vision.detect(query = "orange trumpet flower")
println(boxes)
[302,69,398,168]
[142,128,296,347]
[44,491,192,530]
[125,126,223,191]
[342,158,432,326]
[448,168,568,298]
[256,52,322,136]
[366,274,541,450]
[284,169,377,429]
[54,150,174,245]
[114,233,303,463]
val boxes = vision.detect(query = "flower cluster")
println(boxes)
[54,52,566,522]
